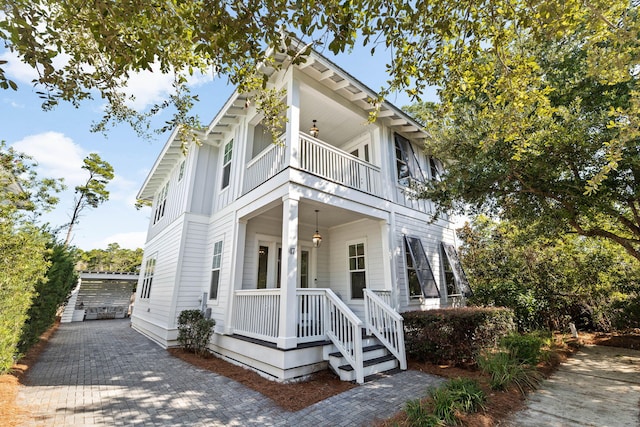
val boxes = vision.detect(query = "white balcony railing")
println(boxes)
[243,142,287,194]
[300,134,382,196]
[242,133,382,197]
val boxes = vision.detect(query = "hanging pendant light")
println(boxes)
[309,119,319,138]
[312,209,322,248]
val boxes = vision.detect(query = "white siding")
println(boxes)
[393,212,456,313]
[133,219,184,328]
[174,218,210,321]
[328,218,386,318]
[205,212,235,328]
[147,152,191,242]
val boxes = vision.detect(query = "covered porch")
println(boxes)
[222,199,406,383]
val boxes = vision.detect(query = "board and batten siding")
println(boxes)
[173,217,211,321]
[147,152,192,242]
[393,212,456,312]
[328,218,386,319]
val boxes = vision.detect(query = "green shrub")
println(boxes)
[403,307,516,365]
[404,399,442,427]
[19,241,77,353]
[500,332,546,365]
[429,378,486,425]
[477,350,542,394]
[610,294,640,330]
[177,309,215,355]
[0,219,48,374]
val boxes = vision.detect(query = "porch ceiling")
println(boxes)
[254,201,375,230]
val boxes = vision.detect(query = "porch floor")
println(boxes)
[230,333,331,350]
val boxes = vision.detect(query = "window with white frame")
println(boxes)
[209,240,223,300]
[441,242,473,297]
[178,160,186,181]
[348,242,366,299]
[404,236,440,298]
[153,182,169,225]
[395,133,426,186]
[221,139,233,190]
[140,255,157,299]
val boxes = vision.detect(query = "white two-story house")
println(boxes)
[131,48,471,384]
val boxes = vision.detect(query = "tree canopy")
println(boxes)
[411,23,640,262]
[1,2,635,138]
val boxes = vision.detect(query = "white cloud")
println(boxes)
[96,231,147,250]
[1,50,39,84]
[11,132,88,186]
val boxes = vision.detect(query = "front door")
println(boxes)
[256,242,312,289]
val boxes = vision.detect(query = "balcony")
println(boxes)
[243,133,382,197]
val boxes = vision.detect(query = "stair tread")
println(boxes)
[338,354,397,372]
[328,344,385,358]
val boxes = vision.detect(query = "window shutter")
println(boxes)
[404,236,440,298]
[441,242,473,297]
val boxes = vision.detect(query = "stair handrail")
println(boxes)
[323,289,365,384]
[363,289,407,370]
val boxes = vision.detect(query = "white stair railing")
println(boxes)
[364,289,407,370]
[324,289,365,384]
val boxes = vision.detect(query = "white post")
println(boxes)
[286,72,301,170]
[224,218,247,335]
[278,194,299,349]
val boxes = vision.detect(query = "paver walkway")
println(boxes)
[17,319,443,426]
[503,345,640,427]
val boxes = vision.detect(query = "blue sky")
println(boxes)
[1,44,435,250]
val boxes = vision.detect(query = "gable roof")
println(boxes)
[137,48,428,201]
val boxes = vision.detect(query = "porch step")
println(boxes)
[336,354,399,382]
[327,338,400,382]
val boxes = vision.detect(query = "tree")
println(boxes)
[1,1,635,147]
[458,216,639,332]
[64,153,114,246]
[410,32,640,262]
[0,144,60,373]
[76,243,143,272]
[19,239,77,353]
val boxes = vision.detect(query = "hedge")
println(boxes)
[402,307,516,365]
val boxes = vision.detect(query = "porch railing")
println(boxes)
[299,134,382,196]
[364,289,407,370]
[324,289,365,384]
[297,289,327,343]
[243,141,286,194]
[371,289,392,306]
[232,289,280,342]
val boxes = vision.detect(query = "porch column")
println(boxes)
[278,194,299,349]
[224,217,247,335]
[286,73,301,170]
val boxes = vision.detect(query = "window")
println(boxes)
[209,240,223,299]
[178,160,186,181]
[221,139,233,189]
[257,245,269,289]
[441,242,473,297]
[348,242,366,299]
[404,236,440,298]
[153,182,169,225]
[429,157,443,181]
[395,134,425,186]
[140,255,157,299]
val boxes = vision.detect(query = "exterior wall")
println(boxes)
[393,210,457,313]
[188,144,218,216]
[328,218,387,319]
[147,151,192,242]
[131,217,185,344]
[205,212,236,331]
[173,215,211,319]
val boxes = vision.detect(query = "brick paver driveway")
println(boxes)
[17,319,443,426]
